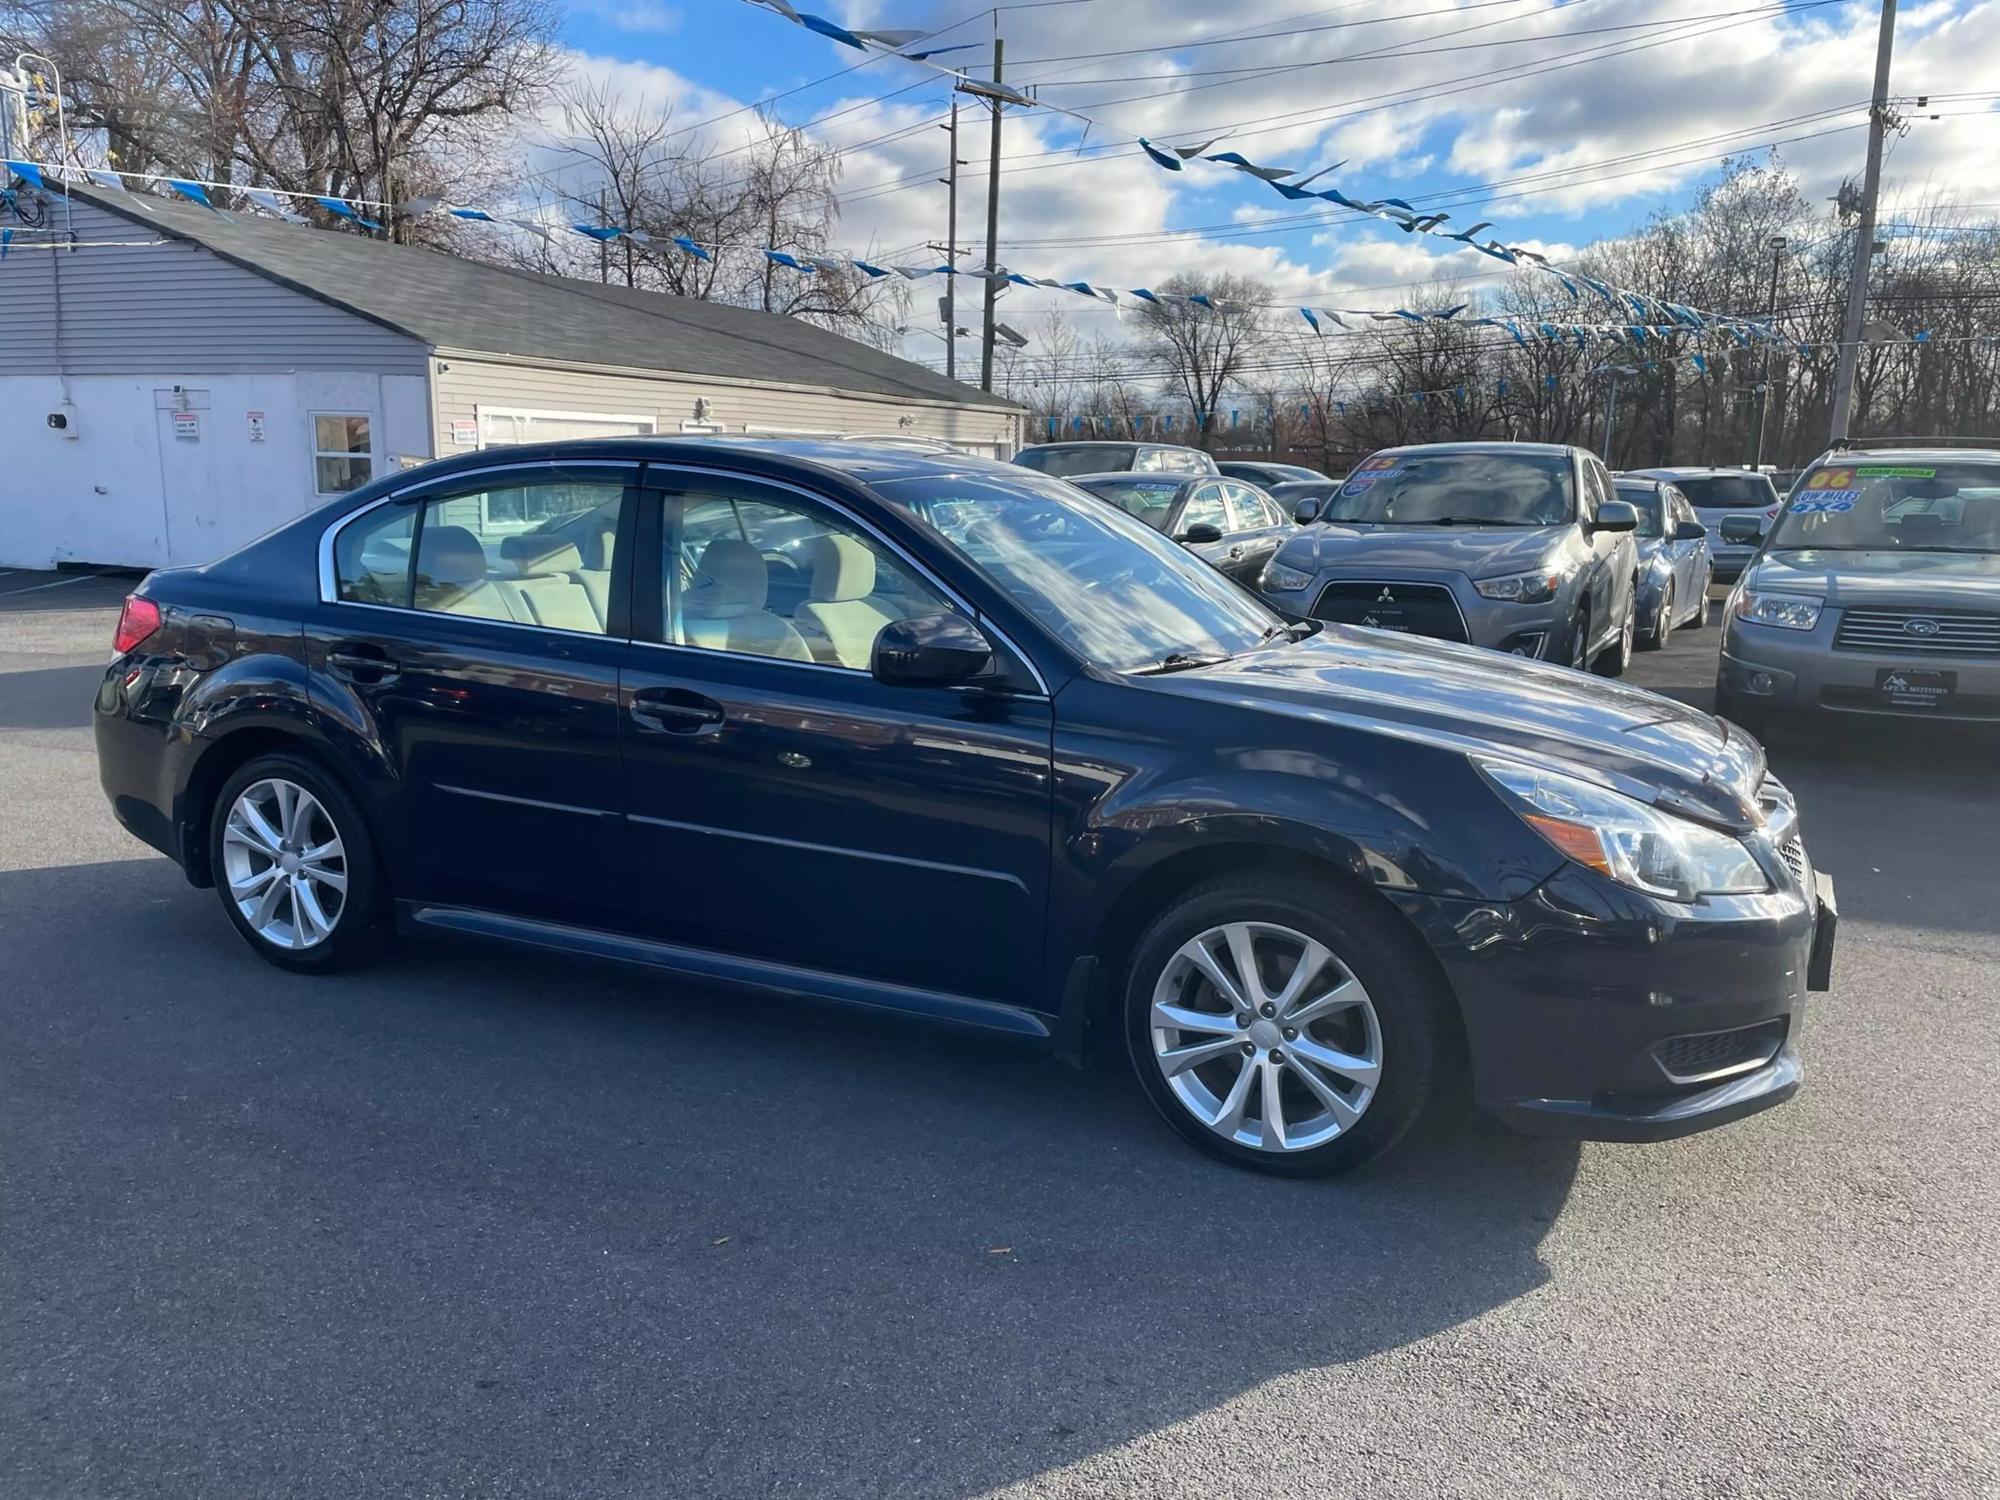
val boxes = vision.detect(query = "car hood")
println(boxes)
[1159,627,1765,827]
[1747,548,2000,607]
[1290,524,1560,577]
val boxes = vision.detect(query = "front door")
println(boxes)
[1219,481,1288,584]
[307,460,638,925]
[616,469,1054,1007]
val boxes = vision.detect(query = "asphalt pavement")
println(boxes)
[2,569,1995,1499]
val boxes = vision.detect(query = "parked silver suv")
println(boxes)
[1260,443,1641,673]
[1716,444,2000,727]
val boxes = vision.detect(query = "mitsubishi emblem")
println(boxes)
[1375,586,1396,603]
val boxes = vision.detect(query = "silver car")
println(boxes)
[1622,467,1784,583]
[1613,476,1715,648]
[1261,442,1642,674]
[1717,445,2000,728]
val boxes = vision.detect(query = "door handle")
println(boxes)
[631,689,725,735]
[327,643,399,684]
[1228,545,1244,559]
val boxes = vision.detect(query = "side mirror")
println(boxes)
[1592,499,1639,534]
[871,612,994,687]
[1674,519,1709,541]
[1719,515,1765,546]
[1292,498,1322,525]
[1177,522,1224,544]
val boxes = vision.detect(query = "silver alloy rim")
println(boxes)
[221,778,348,950]
[1620,599,1636,659]
[1150,921,1382,1152]
[1659,583,1673,645]
[1570,617,1589,669]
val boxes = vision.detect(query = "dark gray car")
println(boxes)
[1013,441,1217,478]
[1622,466,1783,582]
[1614,476,1715,649]
[1259,442,1642,674]
[1070,471,1295,585]
[1716,445,2000,727]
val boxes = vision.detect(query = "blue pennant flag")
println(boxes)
[451,207,496,222]
[1137,138,1183,172]
[764,250,814,271]
[572,223,622,242]
[1436,303,1469,320]
[1914,329,1932,343]
[1503,320,1527,347]
[1300,308,1321,334]
[1188,294,1213,309]
[167,179,216,210]
[674,237,713,261]
[1553,272,1580,299]
[1497,378,1510,396]
[1627,325,1649,345]
[1,227,11,260]
[315,196,382,230]
[1544,374,1558,390]
[797,11,870,49]
[5,160,42,190]
[1047,416,1057,439]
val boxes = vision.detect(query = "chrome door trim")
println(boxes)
[628,812,1031,891]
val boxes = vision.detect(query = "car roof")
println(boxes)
[1067,470,1193,485]
[1624,466,1764,479]
[1370,441,1577,458]
[1017,440,1142,450]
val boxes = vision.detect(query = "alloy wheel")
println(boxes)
[1569,614,1590,669]
[221,778,348,950]
[1658,583,1674,647]
[1149,921,1382,1153]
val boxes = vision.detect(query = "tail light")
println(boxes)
[114,595,162,655]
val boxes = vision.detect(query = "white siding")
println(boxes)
[0,370,433,569]
[0,197,430,375]
[432,353,1021,459]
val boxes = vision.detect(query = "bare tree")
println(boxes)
[1134,272,1272,449]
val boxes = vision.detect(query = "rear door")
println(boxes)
[1171,482,1236,573]
[308,458,638,926]
[1219,482,1288,583]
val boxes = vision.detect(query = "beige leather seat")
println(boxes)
[794,534,899,668]
[574,523,616,623]
[682,538,812,661]
[499,533,601,632]
[413,524,527,623]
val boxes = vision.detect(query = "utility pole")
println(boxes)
[1600,365,1638,463]
[979,37,1004,394]
[1828,0,1898,443]
[942,100,960,382]
[1747,235,1787,468]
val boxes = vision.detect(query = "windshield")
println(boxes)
[1766,462,2000,553]
[1322,451,1574,526]
[873,470,1282,672]
[1016,445,1134,477]
[1614,484,1665,538]
[1672,474,1777,509]
[1073,477,1182,531]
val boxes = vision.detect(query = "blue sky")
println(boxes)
[541,0,1997,331]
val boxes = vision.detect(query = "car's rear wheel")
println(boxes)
[1122,874,1445,1176]
[1643,581,1674,651]
[1690,571,1713,628]
[1593,590,1636,677]
[209,753,381,972]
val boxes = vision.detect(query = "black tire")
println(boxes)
[1565,607,1591,671]
[1592,588,1636,677]
[1121,873,1449,1177]
[1690,572,1713,628]
[207,752,383,973]
[1640,581,1672,651]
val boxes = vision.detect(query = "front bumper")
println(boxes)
[1276,569,1564,658]
[1721,615,2000,720]
[1389,855,1831,1145]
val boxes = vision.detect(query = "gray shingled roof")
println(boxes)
[79,186,1017,411]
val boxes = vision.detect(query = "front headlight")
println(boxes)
[1263,561,1315,592]
[1733,589,1822,631]
[1473,568,1563,604]
[1476,757,1768,902]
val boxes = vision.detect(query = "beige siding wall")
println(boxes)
[430,353,1021,459]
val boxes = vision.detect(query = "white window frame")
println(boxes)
[310,410,378,497]
[474,405,658,449]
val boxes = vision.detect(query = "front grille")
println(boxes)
[1835,608,2000,657]
[1653,1019,1788,1086]
[1311,581,1469,643]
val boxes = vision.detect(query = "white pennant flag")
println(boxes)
[245,188,307,224]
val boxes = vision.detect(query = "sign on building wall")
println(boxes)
[246,411,266,443]
[172,410,201,441]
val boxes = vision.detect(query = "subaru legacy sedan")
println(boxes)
[96,439,1832,1176]
[1716,446,2000,728]
[1261,443,1642,673]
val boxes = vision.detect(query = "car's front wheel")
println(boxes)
[1642,580,1674,651]
[1122,874,1445,1176]
[209,753,382,972]
[1593,589,1636,677]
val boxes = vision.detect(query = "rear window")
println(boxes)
[1074,478,1181,531]
[1613,484,1665,537]
[1017,445,1135,477]
[1673,474,1778,509]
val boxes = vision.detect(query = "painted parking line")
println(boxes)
[0,571,119,598]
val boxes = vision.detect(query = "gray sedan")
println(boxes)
[1259,442,1641,673]
[1716,445,2000,728]
[1068,471,1296,586]
[1614,476,1714,648]
[1622,466,1783,582]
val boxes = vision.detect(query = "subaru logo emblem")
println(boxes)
[1375,586,1396,603]
[1903,617,1941,637]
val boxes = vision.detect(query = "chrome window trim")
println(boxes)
[316,458,642,606]
[647,462,1053,698]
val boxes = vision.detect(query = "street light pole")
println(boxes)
[1828,0,1898,442]
[1601,368,1625,462]
[942,100,959,382]
[1748,235,1787,468]
[979,37,1004,394]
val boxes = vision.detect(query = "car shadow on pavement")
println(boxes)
[4,856,1580,1500]
[0,663,106,730]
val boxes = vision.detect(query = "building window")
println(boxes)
[314,414,375,494]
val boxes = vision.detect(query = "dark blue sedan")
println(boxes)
[94,439,1833,1175]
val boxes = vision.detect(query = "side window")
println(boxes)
[1177,485,1229,535]
[1163,449,1208,475]
[1223,483,1269,532]
[666,488,956,671]
[1579,461,1609,522]
[333,470,627,633]
[1134,448,1168,472]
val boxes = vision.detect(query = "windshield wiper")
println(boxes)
[1133,650,1232,675]
[1422,516,1536,526]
